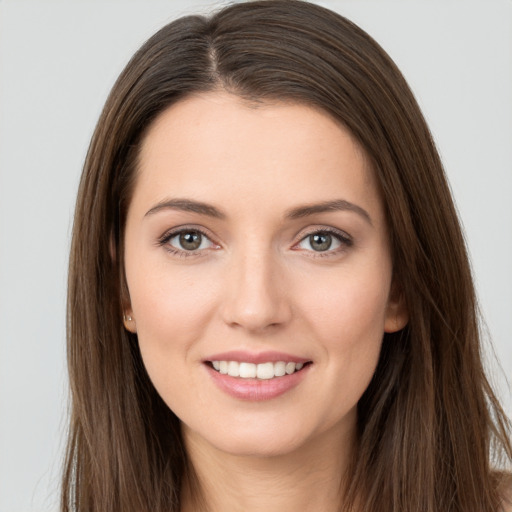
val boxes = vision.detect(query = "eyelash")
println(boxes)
[293,227,353,257]
[157,226,353,258]
[157,226,218,258]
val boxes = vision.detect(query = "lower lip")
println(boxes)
[205,363,311,401]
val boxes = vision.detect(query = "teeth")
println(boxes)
[285,362,296,375]
[239,362,257,378]
[219,361,228,374]
[256,362,274,380]
[227,361,239,377]
[274,361,286,377]
[210,360,307,379]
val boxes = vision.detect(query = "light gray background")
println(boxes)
[1,1,511,510]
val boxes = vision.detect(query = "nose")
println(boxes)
[220,247,292,333]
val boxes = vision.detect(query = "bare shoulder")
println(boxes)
[500,473,512,512]
[502,498,512,512]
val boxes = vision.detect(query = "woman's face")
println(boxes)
[123,92,407,457]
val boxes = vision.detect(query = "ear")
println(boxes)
[384,281,408,333]
[111,230,136,333]
[109,232,117,263]
[123,308,137,333]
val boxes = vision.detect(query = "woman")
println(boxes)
[63,1,512,511]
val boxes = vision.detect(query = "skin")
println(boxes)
[123,91,408,512]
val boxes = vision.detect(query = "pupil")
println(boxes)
[310,233,331,251]
[180,231,201,250]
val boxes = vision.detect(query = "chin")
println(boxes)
[184,419,310,459]
[212,438,305,459]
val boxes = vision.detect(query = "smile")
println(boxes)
[206,360,312,401]
[210,360,306,379]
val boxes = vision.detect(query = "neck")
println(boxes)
[181,422,356,512]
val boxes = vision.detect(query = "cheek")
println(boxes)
[299,266,391,345]
[126,266,223,417]
[127,263,219,373]
[296,263,391,398]
[138,269,217,319]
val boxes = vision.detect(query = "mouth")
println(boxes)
[206,360,312,380]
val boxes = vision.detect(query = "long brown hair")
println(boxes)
[63,1,512,510]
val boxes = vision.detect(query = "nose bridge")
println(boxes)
[221,238,289,331]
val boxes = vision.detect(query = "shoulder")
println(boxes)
[500,473,512,512]
[502,499,512,512]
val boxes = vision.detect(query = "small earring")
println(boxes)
[123,313,133,322]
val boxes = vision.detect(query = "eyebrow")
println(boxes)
[145,198,226,219]
[144,197,372,225]
[285,199,373,225]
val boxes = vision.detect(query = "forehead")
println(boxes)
[140,92,369,166]
[134,92,383,223]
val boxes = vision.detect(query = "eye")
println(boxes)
[159,227,218,255]
[171,231,207,251]
[295,229,352,253]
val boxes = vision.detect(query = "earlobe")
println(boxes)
[123,310,137,333]
[113,232,136,333]
[384,285,408,333]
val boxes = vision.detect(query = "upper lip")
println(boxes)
[204,350,311,365]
